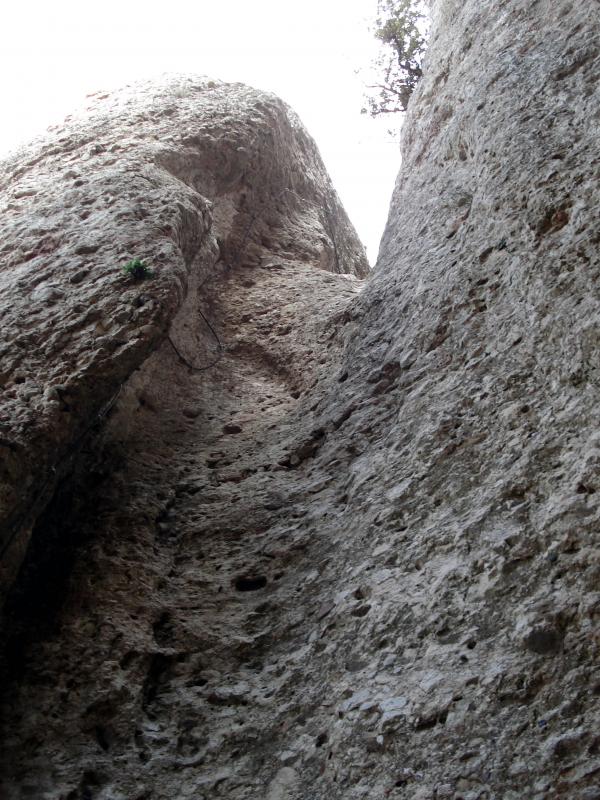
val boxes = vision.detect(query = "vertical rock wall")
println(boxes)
[1,2,599,799]
[292,0,600,796]
[0,77,368,606]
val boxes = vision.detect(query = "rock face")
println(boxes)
[0,77,368,599]
[1,1,600,799]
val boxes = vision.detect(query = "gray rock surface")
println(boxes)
[0,77,368,599]
[1,0,600,798]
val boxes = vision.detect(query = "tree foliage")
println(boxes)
[364,0,429,117]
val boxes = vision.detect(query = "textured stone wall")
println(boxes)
[0,77,368,603]
[299,0,600,795]
[1,1,599,799]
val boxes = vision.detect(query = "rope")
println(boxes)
[167,308,223,372]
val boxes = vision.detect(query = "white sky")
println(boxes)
[0,0,402,263]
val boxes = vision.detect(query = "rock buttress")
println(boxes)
[295,0,600,796]
[0,76,368,603]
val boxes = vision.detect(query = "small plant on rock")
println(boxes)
[122,258,154,280]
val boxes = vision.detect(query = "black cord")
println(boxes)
[166,306,223,372]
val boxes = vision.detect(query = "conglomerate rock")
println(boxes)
[1,0,599,798]
[0,76,368,599]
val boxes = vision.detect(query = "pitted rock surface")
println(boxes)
[1,1,600,799]
[0,76,368,598]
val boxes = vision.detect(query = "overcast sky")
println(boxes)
[0,0,402,263]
